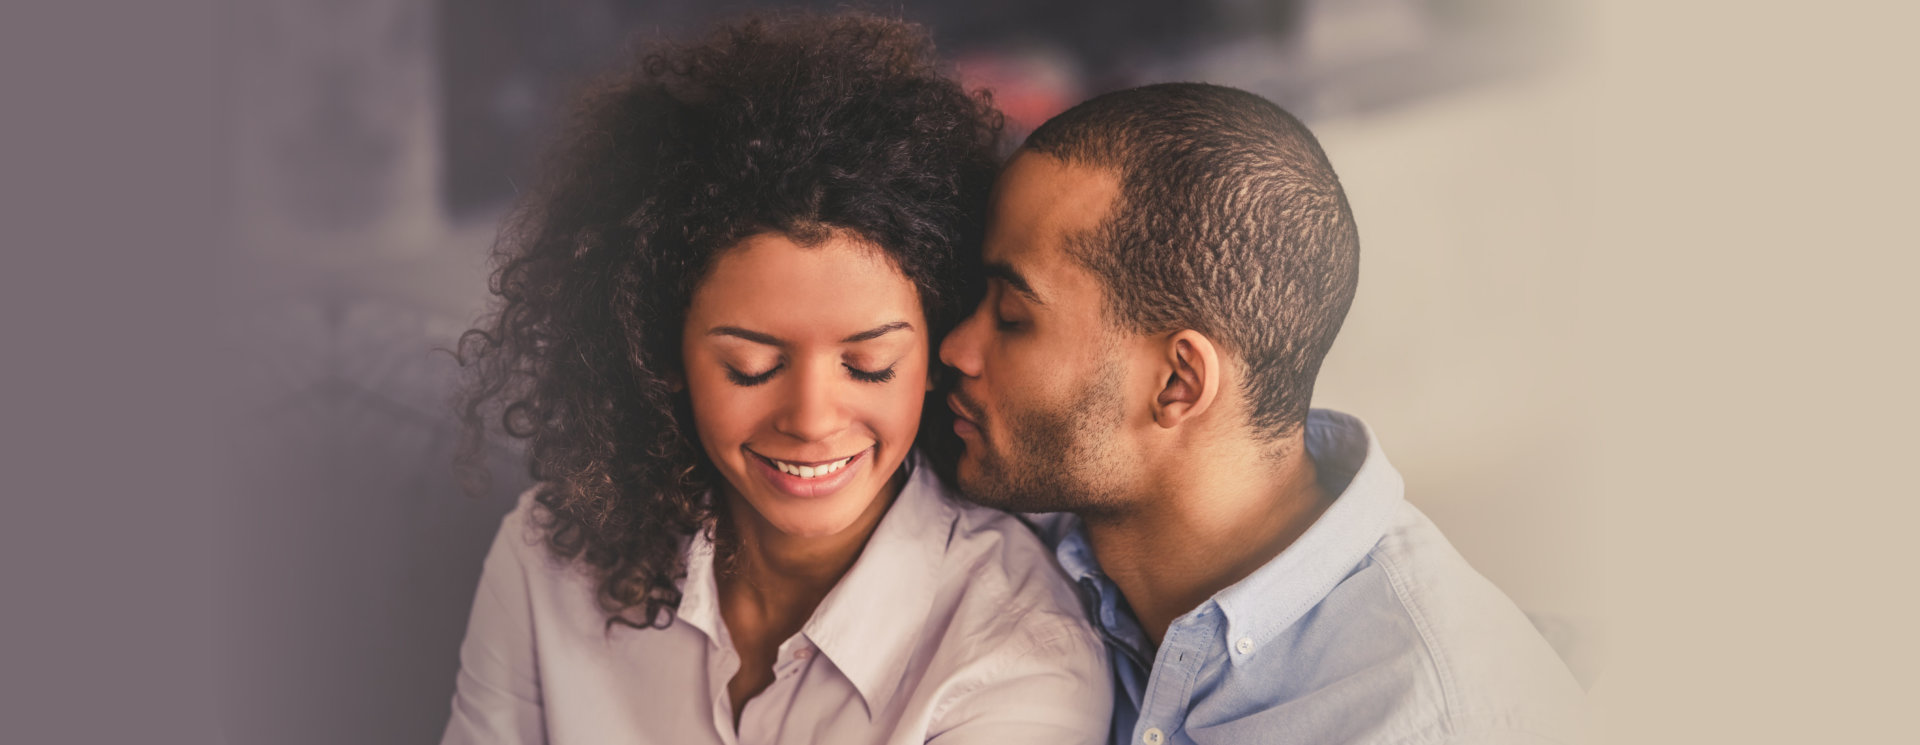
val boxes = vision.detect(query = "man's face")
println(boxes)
[939,152,1141,514]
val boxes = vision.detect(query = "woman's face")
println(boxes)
[682,231,930,539]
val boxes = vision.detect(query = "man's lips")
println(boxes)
[946,394,980,426]
[947,394,984,440]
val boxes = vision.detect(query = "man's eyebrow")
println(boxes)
[841,321,913,343]
[707,326,785,346]
[984,261,1045,305]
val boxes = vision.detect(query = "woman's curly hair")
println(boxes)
[453,12,1002,630]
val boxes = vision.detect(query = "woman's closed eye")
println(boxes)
[725,364,782,387]
[845,363,896,383]
[724,362,897,386]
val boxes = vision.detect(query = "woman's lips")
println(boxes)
[747,447,870,499]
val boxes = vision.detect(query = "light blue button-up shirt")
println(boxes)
[1045,410,1588,745]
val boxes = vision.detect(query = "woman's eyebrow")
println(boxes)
[706,321,911,346]
[841,321,912,343]
[708,326,784,346]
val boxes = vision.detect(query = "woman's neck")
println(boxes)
[714,464,910,728]
[715,464,908,627]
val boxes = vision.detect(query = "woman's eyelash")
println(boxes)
[725,365,780,387]
[725,363,892,385]
[846,364,896,383]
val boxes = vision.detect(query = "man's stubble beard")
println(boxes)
[959,360,1130,516]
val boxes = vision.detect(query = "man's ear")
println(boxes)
[1152,330,1221,429]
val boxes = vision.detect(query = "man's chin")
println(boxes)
[954,466,1033,513]
[951,458,1003,509]
[953,461,984,501]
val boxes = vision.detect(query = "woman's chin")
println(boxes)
[758,504,869,539]
[751,472,893,539]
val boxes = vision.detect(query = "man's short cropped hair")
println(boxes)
[1022,82,1361,440]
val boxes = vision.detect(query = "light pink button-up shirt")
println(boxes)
[439,453,1113,745]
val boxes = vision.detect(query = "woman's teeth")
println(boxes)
[772,456,853,479]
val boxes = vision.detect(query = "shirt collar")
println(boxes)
[675,523,725,645]
[1051,409,1405,659]
[1215,409,1404,655]
[802,450,952,716]
[675,451,953,718]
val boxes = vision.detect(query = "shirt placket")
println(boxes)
[734,636,818,745]
[1131,615,1214,745]
[1074,576,1147,742]
[707,632,742,745]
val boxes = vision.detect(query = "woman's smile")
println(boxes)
[746,445,873,499]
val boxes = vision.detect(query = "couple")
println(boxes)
[441,13,1585,745]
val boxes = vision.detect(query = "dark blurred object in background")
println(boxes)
[438,0,1565,218]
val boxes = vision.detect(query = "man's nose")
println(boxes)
[939,302,986,378]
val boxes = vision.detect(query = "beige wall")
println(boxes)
[1405,3,1920,743]
[1312,3,1920,741]
[1313,72,1599,625]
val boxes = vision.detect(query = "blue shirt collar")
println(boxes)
[1051,409,1405,658]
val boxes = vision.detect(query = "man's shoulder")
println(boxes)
[1366,502,1585,682]
[1280,501,1588,742]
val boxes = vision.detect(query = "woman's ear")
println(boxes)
[1151,330,1222,430]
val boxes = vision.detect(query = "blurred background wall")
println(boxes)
[216,1,1595,742]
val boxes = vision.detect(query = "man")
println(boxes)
[939,83,1587,745]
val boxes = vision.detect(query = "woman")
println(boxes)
[440,13,1111,745]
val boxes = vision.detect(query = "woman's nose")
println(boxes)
[773,362,849,442]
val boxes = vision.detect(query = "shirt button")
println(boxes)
[1235,637,1255,654]
[1142,727,1165,745]
[793,648,813,660]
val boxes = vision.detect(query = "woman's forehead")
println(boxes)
[688,232,925,341]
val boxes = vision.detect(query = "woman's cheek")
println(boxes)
[686,373,759,461]
[884,371,929,440]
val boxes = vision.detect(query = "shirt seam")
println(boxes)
[925,612,1086,725]
[1376,543,1463,734]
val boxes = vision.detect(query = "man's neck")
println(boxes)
[1084,436,1333,647]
